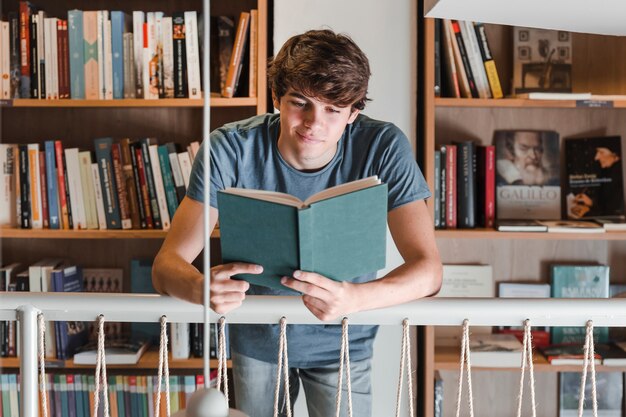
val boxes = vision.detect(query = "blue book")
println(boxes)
[130,259,159,343]
[52,264,88,359]
[551,264,610,344]
[157,145,179,219]
[66,374,77,417]
[94,137,122,229]
[111,12,130,99]
[59,375,69,417]
[67,10,85,99]
[44,141,60,229]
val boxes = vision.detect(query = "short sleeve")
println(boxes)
[186,128,238,208]
[375,125,431,211]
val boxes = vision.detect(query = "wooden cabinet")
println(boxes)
[418,16,626,417]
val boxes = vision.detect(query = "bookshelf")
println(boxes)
[0,0,267,388]
[419,14,626,417]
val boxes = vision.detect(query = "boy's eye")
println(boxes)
[291,101,306,108]
[327,107,340,114]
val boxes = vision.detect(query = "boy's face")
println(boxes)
[273,88,359,171]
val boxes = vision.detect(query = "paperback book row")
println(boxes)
[434,131,625,231]
[0,138,201,230]
[0,259,229,363]
[0,3,258,100]
[435,20,573,97]
[436,263,624,355]
[0,372,218,417]
[433,371,625,417]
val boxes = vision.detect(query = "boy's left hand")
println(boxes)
[281,270,357,321]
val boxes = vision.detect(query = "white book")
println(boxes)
[539,220,605,233]
[177,151,192,189]
[161,17,174,98]
[518,92,592,100]
[27,143,43,229]
[168,150,185,191]
[123,32,135,98]
[459,20,491,99]
[170,322,190,359]
[0,144,17,226]
[132,11,144,98]
[104,17,113,100]
[50,18,59,100]
[44,18,52,99]
[184,11,201,99]
[96,11,105,100]
[595,218,626,232]
[91,163,107,229]
[436,264,494,346]
[78,151,98,229]
[1,21,11,99]
[469,333,523,368]
[73,340,149,365]
[63,148,87,229]
[143,13,158,99]
[498,282,551,298]
[148,144,170,230]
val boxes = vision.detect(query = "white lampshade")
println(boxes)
[424,0,626,35]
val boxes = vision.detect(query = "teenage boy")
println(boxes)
[153,29,442,417]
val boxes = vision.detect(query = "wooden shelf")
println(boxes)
[0,228,221,239]
[0,97,258,108]
[434,229,626,240]
[435,97,626,109]
[0,351,230,370]
[434,346,625,372]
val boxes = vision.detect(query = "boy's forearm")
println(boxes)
[152,253,204,305]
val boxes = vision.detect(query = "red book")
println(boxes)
[57,19,70,99]
[54,140,70,229]
[445,144,457,228]
[111,143,132,229]
[134,146,153,229]
[477,145,495,228]
[19,2,32,89]
[38,150,49,228]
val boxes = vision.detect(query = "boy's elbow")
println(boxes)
[429,261,443,297]
[151,254,167,295]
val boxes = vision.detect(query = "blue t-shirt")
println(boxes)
[187,113,430,367]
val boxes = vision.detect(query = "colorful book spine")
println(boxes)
[38,150,49,228]
[450,20,478,98]
[27,143,42,228]
[120,138,141,228]
[131,142,152,228]
[83,11,98,100]
[111,143,132,229]
[64,148,87,229]
[67,10,84,99]
[184,11,201,99]
[172,13,187,98]
[18,144,31,228]
[91,163,108,229]
[473,22,503,99]
[157,145,179,219]
[111,11,127,99]
[54,140,70,229]
[445,144,457,229]
[140,139,161,229]
[78,150,98,229]
[93,137,122,229]
[454,141,476,228]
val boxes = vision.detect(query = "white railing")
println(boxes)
[3,292,626,417]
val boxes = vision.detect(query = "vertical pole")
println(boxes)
[18,305,39,417]
[202,0,212,387]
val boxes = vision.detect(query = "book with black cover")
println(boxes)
[494,130,560,220]
[51,264,88,360]
[217,176,387,290]
[564,136,625,220]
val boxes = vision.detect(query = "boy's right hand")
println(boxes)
[209,263,263,314]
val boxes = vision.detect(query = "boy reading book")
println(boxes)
[152,29,442,417]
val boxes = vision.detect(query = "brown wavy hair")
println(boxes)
[268,29,371,111]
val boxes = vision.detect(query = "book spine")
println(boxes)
[445,144,457,228]
[140,140,161,228]
[484,145,495,228]
[29,13,38,98]
[64,148,87,229]
[43,18,52,99]
[184,11,201,99]
[434,19,442,97]
[132,143,152,228]
[132,11,144,98]
[111,143,132,229]
[94,137,122,229]
[61,150,74,229]
[38,150,49,228]
[221,12,250,98]
[248,10,258,98]
[157,145,179,219]
[473,22,503,99]
[455,141,476,228]
[120,138,141,228]
[166,143,186,202]
[162,17,174,99]
[155,12,165,98]
[27,143,42,228]
[36,11,45,99]
[67,10,85,99]
[0,144,17,227]
[172,13,187,98]
[78,151,98,229]
[459,20,491,99]
[148,144,171,230]
[83,11,99,100]
[9,13,21,99]
[53,140,69,229]
[19,1,32,98]
[110,11,125,100]
[1,22,11,99]
[91,163,107,229]
[450,20,478,98]
[434,150,441,228]
[96,11,104,100]
[18,144,31,228]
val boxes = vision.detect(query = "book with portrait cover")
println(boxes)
[494,130,560,220]
[217,176,387,290]
[564,136,625,220]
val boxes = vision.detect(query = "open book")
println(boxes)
[217,176,388,290]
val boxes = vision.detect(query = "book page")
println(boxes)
[304,176,380,206]
[221,187,304,207]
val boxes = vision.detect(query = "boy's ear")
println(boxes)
[272,91,280,110]
[347,109,360,124]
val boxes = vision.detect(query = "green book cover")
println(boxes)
[217,178,388,290]
[551,264,609,344]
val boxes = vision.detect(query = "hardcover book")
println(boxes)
[559,372,622,417]
[469,333,523,368]
[73,339,149,365]
[539,343,601,365]
[51,264,88,360]
[513,27,572,94]
[551,264,609,345]
[217,176,387,290]
[538,220,605,233]
[564,136,625,220]
[496,219,547,232]
[494,130,560,220]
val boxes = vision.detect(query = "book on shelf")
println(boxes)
[564,135,624,220]
[494,130,561,220]
[515,92,592,100]
[469,333,523,368]
[497,281,551,347]
[51,263,88,360]
[473,22,503,99]
[435,264,493,346]
[538,220,605,233]
[221,11,250,98]
[496,219,547,232]
[595,218,626,231]
[597,342,626,366]
[559,372,623,417]
[0,144,17,227]
[73,338,150,365]
[539,343,601,365]
[513,27,572,94]
[551,264,609,345]
[218,176,387,291]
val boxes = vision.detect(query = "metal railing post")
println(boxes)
[17,304,39,417]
